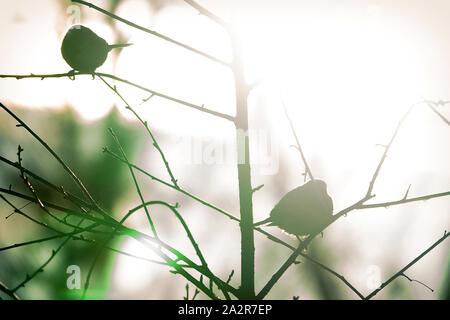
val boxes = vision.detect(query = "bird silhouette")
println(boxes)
[256,179,333,238]
[61,25,131,73]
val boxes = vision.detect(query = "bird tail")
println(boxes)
[253,217,272,227]
[108,43,133,50]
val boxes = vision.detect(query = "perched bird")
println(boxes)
[256,180,333,238]
[61,25,131,73]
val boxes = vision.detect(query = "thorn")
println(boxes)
[251,184,264,193]
[403,184,412,200]
[5,211,15,219]
[140,93,154,104]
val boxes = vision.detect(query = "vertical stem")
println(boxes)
[230,28,255,299]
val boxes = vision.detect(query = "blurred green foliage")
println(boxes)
[0,105,144,299]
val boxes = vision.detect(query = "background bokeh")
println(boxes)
[0,0,449,299]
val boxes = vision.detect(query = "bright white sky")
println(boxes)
[0,0,449,299]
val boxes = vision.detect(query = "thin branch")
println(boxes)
[71,0,230,67]
[11,217,87,293]
[12,239,69,293]
[255,227,364,299]
[281,98,314,181]
[358,191,450,210]
[0,188,119,230]
[82,200,226,300]
[108,128,157,237]
[365,104,416,198]
[0,231,166,267]
[256,238,312,299]
[14,146,96,234]
[0,72,235,122]
[0,281,20,300]
[0,154,92,213]
[150,201,208,267]
[98,75,179,188]
[251,184,264,194]
[123,201,238,299]
[0,195,65,235]
[401,273,434,293]
[365,231,449,299]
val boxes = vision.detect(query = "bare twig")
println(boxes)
[365,231,449,299]
[0,281,20,300]
[98,75,179,188]
[123,201,237,299]
[11,217,87,293]
[251,184,264,194]
[401,273,434,293]
[108,128,157,236]
[358,191,450,210]
[0,154,92,213]
[255,227,364,299]
[0,188,119,230]
[281,98,314,181]
[82,200,229,300]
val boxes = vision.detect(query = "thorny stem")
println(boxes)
[98,75,180,189]
[0,73,235,122]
